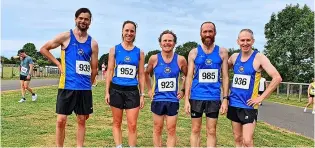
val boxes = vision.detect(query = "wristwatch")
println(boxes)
[140,93,145,96]
[223,96,229,100]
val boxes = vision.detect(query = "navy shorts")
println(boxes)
[151,101,179,116]
[227,106,258,125]
[190,99,221,118]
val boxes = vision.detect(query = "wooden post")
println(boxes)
[277,85,279,95]
[299,85,302,102]
[286,83,290,100]
[1,65,3,78]
[11,67,14,78]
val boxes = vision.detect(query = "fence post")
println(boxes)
[11,67,14,78]
[286,83,290,100]
[299,85,302,102]
[277,85,279,95]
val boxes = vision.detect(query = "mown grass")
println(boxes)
[265,94,313,108]
[1,82,314,147]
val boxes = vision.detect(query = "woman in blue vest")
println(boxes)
[105,20,145,148]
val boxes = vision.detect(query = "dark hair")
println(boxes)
[18,49,25,54]
[200,21,216,32]
[75,8,92,19]
[122,20,137,42]
[158,30,177,44]
[239,29,254,39]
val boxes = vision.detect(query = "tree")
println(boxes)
[145,50,161,64]
[1,56,11,64]
[21,43,37,58]
[228,48,241,57]
[98,53,109,69]
[175,41,198,61]
[264,4,314,83]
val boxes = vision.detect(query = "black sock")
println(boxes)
[32,93,35,96]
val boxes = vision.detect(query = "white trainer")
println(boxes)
[304,108,307,113]
[32,94,38,101]
[18,98,26,103]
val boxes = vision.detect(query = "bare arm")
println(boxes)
[40,32,69,69]
[307,84,311,97]
[228,53,237,69]
[220,48,229,98]
[144,55,157,94]
[28,64,34,75]
[138,50,145,95]
[105,47,115,95]
[259,54,282,100]
[185,48,197,103]
[179,55,188,91]
[90,40,99,83]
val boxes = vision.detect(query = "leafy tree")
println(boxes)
[264,4,314,83]
[1,56,11,64]
[145,50,161,64]
[21,43,37,58]
[175,41,198,61]
[99,53,109,69]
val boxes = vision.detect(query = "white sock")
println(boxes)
[116,144,122,148]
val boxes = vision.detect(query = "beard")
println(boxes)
[201,36,215,46]
[76,23,89,32]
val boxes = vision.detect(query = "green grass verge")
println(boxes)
[265,94,313,108]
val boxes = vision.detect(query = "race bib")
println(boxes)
[232,74,251,89]
[198,69,218,83]
[76,61,91,75]
[117,64,136,78]
[21,66,28,73]
[158,78,176,92]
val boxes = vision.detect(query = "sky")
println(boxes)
[1,0,314,59]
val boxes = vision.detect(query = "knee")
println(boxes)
[154,124,163,135]
[191,126,201,135]
[56,117,67,128]
[206,127,216,137]
[77,115,88,126]
[127,122,137,133]
[167,126,176,137]
[112,119,122,128]
[243,138,253,147]
[234,134,243,144]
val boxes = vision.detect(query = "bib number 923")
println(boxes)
[158,78,176,92]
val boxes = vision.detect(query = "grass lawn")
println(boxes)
[1,82,314,147]
[265,94,312,108]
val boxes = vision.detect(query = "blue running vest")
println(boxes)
[112,43,140,86]
[152,53,180,102]
[58,29,92,90]
[190,45,222,101]
[229,50,261,109]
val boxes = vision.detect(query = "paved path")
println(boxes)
[258,102,314,138]
[1,79,59,91]
[1,79,314,138]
